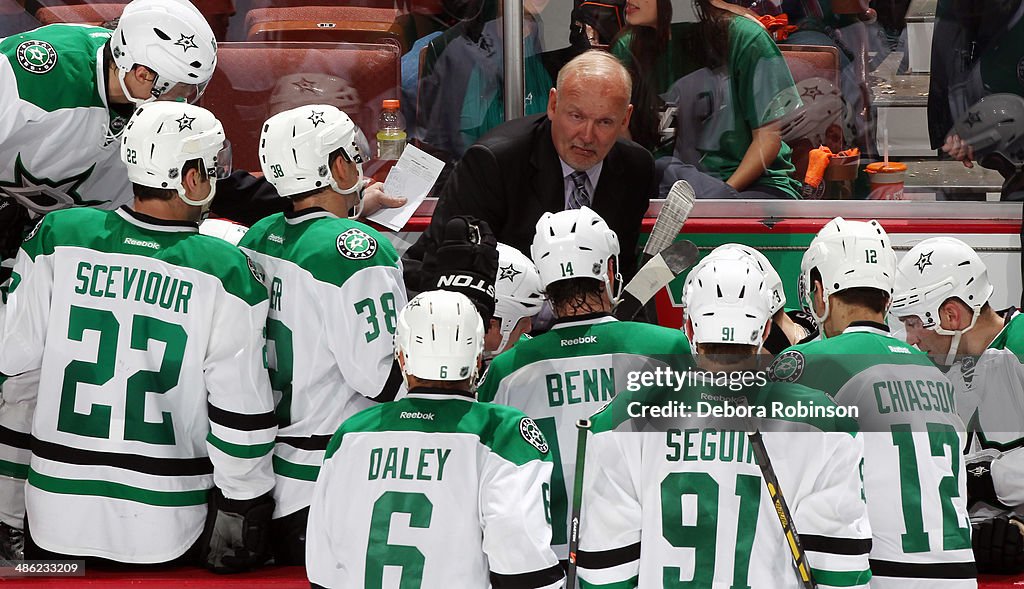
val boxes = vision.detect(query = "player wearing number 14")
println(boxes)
[769,218,976,587]
[0,102,276,567]
[238,104,407,565]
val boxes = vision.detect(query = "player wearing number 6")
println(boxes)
[305,290,564,588]
[768,218,976,587]
[0,102,277,569]
[237,104,407,565]
[576,257,872,588]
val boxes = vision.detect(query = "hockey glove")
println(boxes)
[199,489,274,574]
[966,459,1010,510]
[0,521,24,563]
[973,513,1024,574]
[422,215,498,323]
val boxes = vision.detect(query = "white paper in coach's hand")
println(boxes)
[367,144,444,231]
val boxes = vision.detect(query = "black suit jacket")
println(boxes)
[406,114,655,285]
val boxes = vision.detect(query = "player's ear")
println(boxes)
[761,320,771,343]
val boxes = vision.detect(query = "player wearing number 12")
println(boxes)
[577,257,872,588]
[0,102,276,567]
[477,207,692,562]
[238,104,407,565]
[769,217,976,587]
[306,290,564,588]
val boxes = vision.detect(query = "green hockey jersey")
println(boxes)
[477,314,693,559]
[305,388,565,589]
[0,207,276,563]
[0,25,133,215]
[238,208,407,519]
[576,380,872,589]
[769,322,976,587]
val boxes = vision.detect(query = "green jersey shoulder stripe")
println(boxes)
[2,24,110,112]
[240,212,399,288]
[21,207,267,306]
[988,311,1024,361]
[325,395,552,467]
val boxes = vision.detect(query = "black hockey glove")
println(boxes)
[0,197,30,263]
[422,215,498,323]
[973,514,1024,574]
[199,489,274,574]
[966,459,1010,510]
[0,521,24,563]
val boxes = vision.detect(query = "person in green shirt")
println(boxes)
[612,0,803,199]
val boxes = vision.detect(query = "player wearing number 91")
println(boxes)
[577,256,872,588]
[0,102,277,568]
[305,290,565,589]
[237,104,408,565]
[768,217,977,587]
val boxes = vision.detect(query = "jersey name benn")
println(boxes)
[545,367,615,407]
[74,260,193,314]
[368,446,452,481]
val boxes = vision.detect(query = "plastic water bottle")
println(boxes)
[376,99,407,161]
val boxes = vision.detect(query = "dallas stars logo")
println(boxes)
[914,250,934,274]
[308,110,326,127]
[176,114,195,132]
[174,34,198,52]
[801,84,824,101]
[16,40,57,74]
[0,156,100,214]
[336,228,377,260]
[292,78,322,95]
[965,111,982,128]
[498,263,522,283]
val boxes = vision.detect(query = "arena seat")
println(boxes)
[31,0,234,40]
[200,41,401,173]
[244,6,403,48]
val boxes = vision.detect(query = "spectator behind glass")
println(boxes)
[415,0,553,162]
[612,0,803,199]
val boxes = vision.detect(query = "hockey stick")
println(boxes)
[642,180,696,264]
[613,239,699,321]
[566,418,591,589]
[739,399,817,589]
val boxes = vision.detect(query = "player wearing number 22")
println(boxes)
[768,218,976,587]
[0,102,276,565]
[477,207,693,562]
[237,105,407,565]
[577,257,872,588]
[305,290,564,588]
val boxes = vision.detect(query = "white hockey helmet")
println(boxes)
[953,93,1024,166]
[703,243,786,315]
[777,78,844,146]
[892,237,993,362]
[531,206,620,302]
[110,0,218,104]
[799,217,896,325]
[684,256,772,347]
[199,218,248,246]
[493,243,546,352]
[259,104,365,212]
[396,290,485,383]
[122,101,230,207]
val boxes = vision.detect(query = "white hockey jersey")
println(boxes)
[577,381,872,588]
[962,310,1024,514]
[305,388,565,589]
[477,314,692,559]
[0,25,133,216]
[769,322,977,587]
[0,206,276,563]
[238,208,407,519]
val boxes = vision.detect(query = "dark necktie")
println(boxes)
[568,170,591,210]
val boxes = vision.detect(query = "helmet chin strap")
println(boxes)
[176,167,217,209]
[332,163,365,219]
[117,69,155,106]
[607,255,622,309]
[936,309,981,366]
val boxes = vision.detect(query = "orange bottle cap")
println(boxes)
[382,99,400,109]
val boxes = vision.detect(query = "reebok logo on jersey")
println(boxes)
[268,234,284,244]
[888,345,911,354]
[400,411,435,420]
[124,237,160,250]
[560,335,597,347]
[16,40,57,74]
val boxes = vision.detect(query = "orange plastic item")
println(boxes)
[804,145,832,188]
[759,13,799,41]
[864,161,908,200]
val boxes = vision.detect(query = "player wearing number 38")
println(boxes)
[0,102,277,571]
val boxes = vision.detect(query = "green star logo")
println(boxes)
[0,155,100,214]
[336,228,377,260]
[16,40,57,74]
[768,350,805,383]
